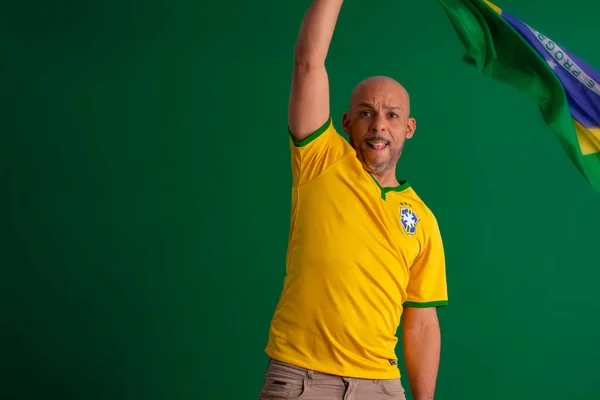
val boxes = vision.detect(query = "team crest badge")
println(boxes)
[399,207,420,235]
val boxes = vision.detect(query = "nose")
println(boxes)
[369,113,386,133]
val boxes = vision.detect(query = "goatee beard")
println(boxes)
[349,136,403,174]
[360,146,402,175]
[364,158,394,175]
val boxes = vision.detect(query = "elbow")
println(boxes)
[293,58,322,71]
[293,46,326,69]
[292,58,326,77]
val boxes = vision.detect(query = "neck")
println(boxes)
[371,169,400,188]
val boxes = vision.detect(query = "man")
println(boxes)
[260,1,448,399]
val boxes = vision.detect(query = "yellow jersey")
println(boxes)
[265,117,448,379]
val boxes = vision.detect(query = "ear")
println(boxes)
[405,117,416,139]
[342,112,351,135]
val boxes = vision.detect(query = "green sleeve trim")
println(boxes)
[290,118,332,147]
[403,300,448,308]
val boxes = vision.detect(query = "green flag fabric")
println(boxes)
[437,0,600,191]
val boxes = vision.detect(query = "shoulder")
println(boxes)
[290,117,340,148]
[401,186,441,232]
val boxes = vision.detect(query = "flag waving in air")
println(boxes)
[437,0,600,191]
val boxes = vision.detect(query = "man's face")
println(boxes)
[342,80,416,176]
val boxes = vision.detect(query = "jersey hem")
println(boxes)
[290,118,332,147]
[403,300,448,308]
[264,349,401,380]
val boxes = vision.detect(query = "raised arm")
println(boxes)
[288,0,343,142]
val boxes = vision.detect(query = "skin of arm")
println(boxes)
[288,0,344,142]
[402,306,441,400]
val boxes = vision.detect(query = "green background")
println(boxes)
[2,0,599,399]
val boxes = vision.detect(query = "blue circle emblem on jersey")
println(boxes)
[400,207,420,235]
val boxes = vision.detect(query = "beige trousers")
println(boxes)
[259,359,407,400]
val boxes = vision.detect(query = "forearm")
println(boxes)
[289,0,343,140]
[402,321,441,400]
[294,0,344,65]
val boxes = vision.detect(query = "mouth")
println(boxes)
[366,139,389,151]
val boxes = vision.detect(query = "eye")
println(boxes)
[389,113,398,118]
[361,111,372,117]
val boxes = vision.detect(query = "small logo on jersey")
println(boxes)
[388,359,398,366]
[399,207,420,235]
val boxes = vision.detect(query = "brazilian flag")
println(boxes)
[437,0,600,191]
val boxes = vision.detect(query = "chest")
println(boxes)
[296,164,424,267]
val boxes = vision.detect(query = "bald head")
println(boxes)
[349,76,411,116]
[341,75,416,181]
